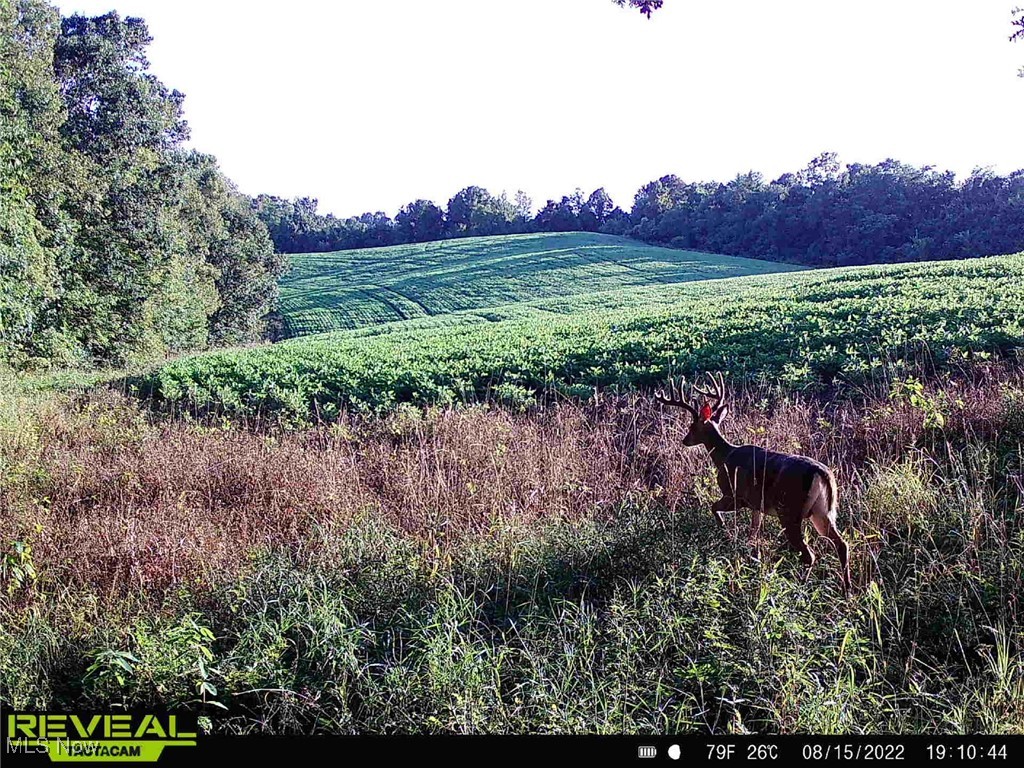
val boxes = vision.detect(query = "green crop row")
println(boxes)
[278,232,799,336]
[138,255,1024,422]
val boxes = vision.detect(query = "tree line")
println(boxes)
[256,154,1024,269]
[1,1,284,369]
[252,187,630,253]
[628,155,1024,266]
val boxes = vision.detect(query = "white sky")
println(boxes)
[56,0,1024,218]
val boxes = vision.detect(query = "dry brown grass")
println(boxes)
[3,364,1023,603]
[4,365,1024,732]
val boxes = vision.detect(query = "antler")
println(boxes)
[692,371,727,411]
[653,376,698,418]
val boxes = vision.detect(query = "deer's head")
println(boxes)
[654,372,730,446]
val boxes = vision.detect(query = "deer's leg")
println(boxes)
[783,516,815,576]
[710,497,736,529]
[811,510,852,594]
[749,507,763,541]
[746,506,764,559]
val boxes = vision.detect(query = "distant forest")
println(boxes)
[258,157,1024,269]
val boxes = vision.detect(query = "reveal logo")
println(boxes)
[4,712,198,763]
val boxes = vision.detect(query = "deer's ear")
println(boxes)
[712,404,729,424]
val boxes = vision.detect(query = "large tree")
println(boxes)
[396,199,445,243]
[0,0,65,364]
[2,3,283,368]
[52,12,193,362]
[623,153,1024,268]
[445,186,515,237]
[174,153,284,347]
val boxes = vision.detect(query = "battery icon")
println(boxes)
[638,746,657,759]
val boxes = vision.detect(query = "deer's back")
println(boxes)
[722,445,835,518]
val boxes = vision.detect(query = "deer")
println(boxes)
[655,373,851,593]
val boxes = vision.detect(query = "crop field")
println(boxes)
[141,254,1024,421]
[277,232,801,336]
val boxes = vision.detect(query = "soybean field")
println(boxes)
[141,254,1024,421]
[277,232,802,336]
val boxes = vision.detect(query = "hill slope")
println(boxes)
[144,254,1024,420]
[278,232,802,336]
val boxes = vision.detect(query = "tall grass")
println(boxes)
[1,365,1023,733]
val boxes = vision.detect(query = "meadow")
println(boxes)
[2,365,1023,733]
[277,232,800,336]
[143,254,1024,422]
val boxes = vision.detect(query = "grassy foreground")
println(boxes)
[278,232,800,336]
[142,254,1024,421]
[2,366,1024,733]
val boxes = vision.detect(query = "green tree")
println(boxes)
[0,0,67,366]
[512,190,533,226]
[396,199,445,243]
[534,190,586,232]
[50,12,191,363]
[445,186,513,237]
[631,175,691,221]
[580,188,616,231]
[172,153,284,348]
[3,4,283,368]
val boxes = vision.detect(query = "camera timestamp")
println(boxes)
[697,740,1015,763]
[927,744,1009,761]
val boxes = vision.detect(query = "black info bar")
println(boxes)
[4,731,1019,765]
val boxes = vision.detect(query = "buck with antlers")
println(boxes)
[656,373,851,593]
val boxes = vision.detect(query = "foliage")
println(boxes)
[140,254,1024,422]
[0,0,65,365]
[2,445,1023,731]
[0,539,37,595]
[6,359,1024,732]
[0,2,282,369]
[174,153,286,346]
[395,199,445,244]
[629,157,1024,267]
[614,0,664,18]
[253,185,544,254]
[85,615,221,709]
[277,232,797,336]
[890,376,947,429]
[1014,7,1024,77]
